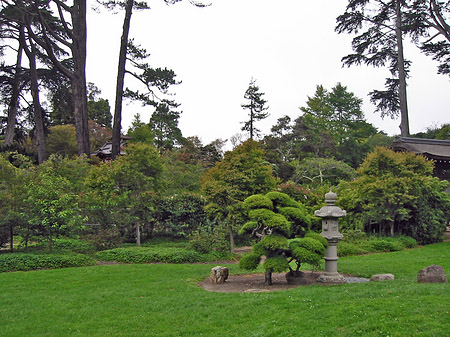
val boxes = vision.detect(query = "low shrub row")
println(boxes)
[95,246,236,264]
[338,233,418,257]
[0,253,96,272]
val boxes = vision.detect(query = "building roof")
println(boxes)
[391,137,450,161]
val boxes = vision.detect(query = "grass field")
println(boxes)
[1,242,449,337]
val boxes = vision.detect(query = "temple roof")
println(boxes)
[391,137,450,161]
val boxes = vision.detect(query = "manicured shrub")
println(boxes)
[243,194,273,210]
[261,234,288,251]
[0,253,96,273]
[263,255,289,273]
[338,241,371,257]
[305,232,328,249]
[238,253,260,270]
[265,191,300,209]
[95,247,202,264]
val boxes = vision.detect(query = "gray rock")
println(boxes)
[417,265,448,283]
[370,273,395,281]
[210,266,229,284]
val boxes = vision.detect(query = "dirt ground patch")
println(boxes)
[199,271,338,293]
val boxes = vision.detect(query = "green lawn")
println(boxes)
[1,242,449,337]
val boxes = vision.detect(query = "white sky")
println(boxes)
[86,0,450,148]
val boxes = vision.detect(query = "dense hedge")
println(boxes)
[338,234,418,257]
[0,253,96,272]
[95,246,235,264]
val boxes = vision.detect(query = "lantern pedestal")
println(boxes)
[317,238,346,284]
[314,190,346,284]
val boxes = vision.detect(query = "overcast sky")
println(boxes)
[86,0,450,148]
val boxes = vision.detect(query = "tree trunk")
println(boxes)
[112,0,134,160]
[264,270,273,285]
[395,0,410,137]
[4,40,23,146]
[9,223,14,252]
[136,223,141,247]
[228,225,235,253]
[390,222,395,237]
[71,0,90,156]
[26,36,46,164]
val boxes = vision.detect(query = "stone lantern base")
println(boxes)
[317,272,346,284]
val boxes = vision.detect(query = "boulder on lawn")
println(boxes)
[210,266,229,284]
[370,273,395,281]
[417,265,448,284]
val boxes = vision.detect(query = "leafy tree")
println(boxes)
[201,139,279,251]
[0,152,31,250]
[85,142,163,245]
[241,78,269,140]
[46,125,78,158]
[336,0,410,136]
[149,102,183,152]
[24,161,85,252]
[239,192,325,285]
[292,157,355,187]
[127,113,154,144]
[293,83,378,167]
[337,147,450,243]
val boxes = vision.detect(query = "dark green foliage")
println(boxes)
[51,239,95,254]
[265,191,300,209]
[95,246,232,264]
[238,253,260,271]
[289,237,326,267]
[0,253,96,273]
[260,234,288,251]
[279,207,311,237]
[397,235,418,249]
[154,194,207,237]
[263,255,289,273]
[241,78,269,139]
[188,230,229,253]
[83,226,123,251]
[243,194,273,210]
[369,239,404,252]
[305,231,328,249]
[337,241,372,257]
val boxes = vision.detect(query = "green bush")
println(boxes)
[369,238,403,252]
[261,234,288,250]
[397,235,418,248]
[0,253,96,272]
[243,194,273,210]
[238,253,260,270]
[338,241,371,257]
[52,239,95,254]
[265,191,300,209]
[263,255,289,272]
[188,231,229,253]
[95,247,203,264]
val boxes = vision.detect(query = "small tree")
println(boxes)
[25,168,84,252]
[239,191,326,285]
[338,147,450,243]
[201,139,278,251]
[241,78,269,140]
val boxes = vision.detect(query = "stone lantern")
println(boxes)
[315,189,346,284]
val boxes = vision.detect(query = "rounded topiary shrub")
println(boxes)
[263,255,290,273]
[243,194,273,210]
[239,253,261,270]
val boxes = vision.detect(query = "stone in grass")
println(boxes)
[210,266,229,284]
[370,273,395,281]
[417,265,448,284]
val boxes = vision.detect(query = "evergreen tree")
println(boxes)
[241,78,269,139]
[336,0,410,136]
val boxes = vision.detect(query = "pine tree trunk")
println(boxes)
[112,0,134,160]
[4,41,23,146]
[71,0,90,156]
[395,0,410,137]
[27,38,46,164]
